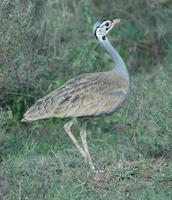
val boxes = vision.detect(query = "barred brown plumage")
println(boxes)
[22,18,130,173]
[22,71,128,120]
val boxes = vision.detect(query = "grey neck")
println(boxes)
[99,36,129,82]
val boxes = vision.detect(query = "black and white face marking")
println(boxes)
[100,20,112,30]
[93,19,120,40]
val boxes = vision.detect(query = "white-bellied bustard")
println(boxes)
[22,19,130,172]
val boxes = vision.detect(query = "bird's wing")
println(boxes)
[22,71,129,121]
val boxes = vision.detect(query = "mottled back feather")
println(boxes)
[22,70,129,121]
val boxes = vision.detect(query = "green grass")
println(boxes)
[1,66,172,200]
[1,0,172,199]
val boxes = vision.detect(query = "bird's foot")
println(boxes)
[93,170,106,181]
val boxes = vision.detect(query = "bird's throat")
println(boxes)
[99,37,129,82]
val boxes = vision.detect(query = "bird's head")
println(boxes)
[93,18,120,40]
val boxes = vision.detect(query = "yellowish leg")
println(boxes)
[64,121,105,179]
[80,122,95,171]
[64,120,95,171]
[64,120,86,160]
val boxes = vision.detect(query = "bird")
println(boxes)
[22,18,130,172]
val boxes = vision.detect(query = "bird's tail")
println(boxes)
[21,117,31,122]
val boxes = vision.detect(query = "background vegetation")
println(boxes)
[0,0,172,199]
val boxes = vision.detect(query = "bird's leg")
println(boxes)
[64,120,86,160]
[80,122,95,171]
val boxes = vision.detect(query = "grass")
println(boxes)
[0,0,172,199]
[1,65,172,199]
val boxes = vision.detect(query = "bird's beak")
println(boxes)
[112,19,120,27]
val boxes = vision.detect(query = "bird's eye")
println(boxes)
[105,22,110,27]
